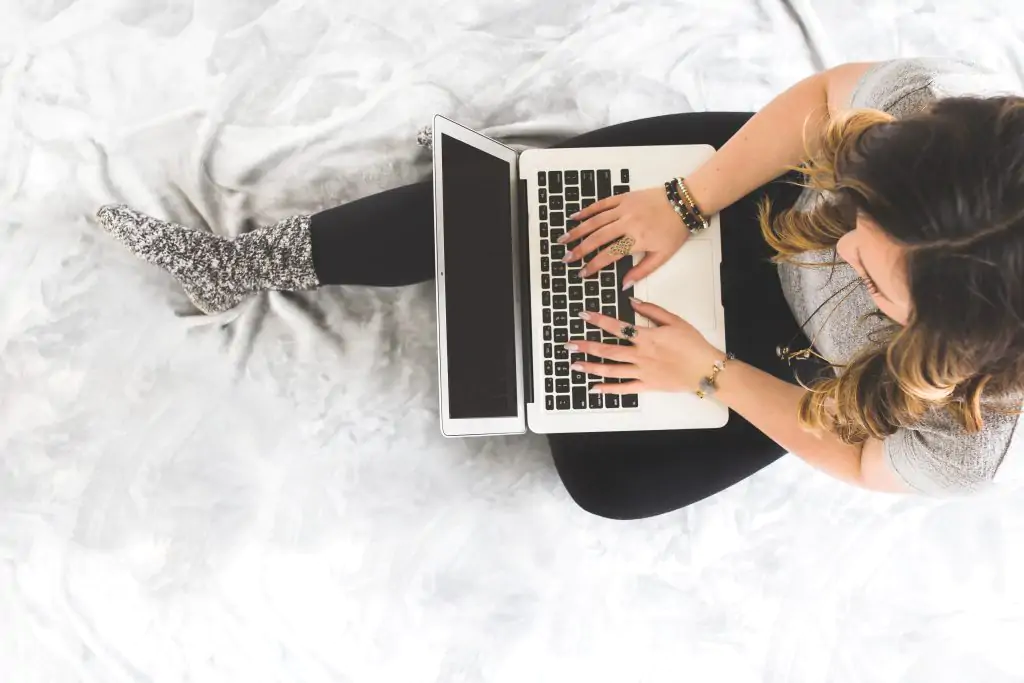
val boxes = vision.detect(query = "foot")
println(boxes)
[97,204,254,314]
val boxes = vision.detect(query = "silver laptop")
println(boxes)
[432,115,727,437]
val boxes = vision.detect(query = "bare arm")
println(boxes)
[685,63,876,216]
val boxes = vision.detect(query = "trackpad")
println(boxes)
[637,240,715,335]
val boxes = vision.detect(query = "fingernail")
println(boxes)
[578,311,591,320]
[569,212,579,219]
[622,279,634,291]
[562,253,574,263]
[563,343,578,351]
[629,296,642,305]
[580,269,590,277]
[589,386,602,394]
[571,363,584,372]
[556,234,569,244]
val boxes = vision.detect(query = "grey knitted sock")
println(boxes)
[96,204,320,314]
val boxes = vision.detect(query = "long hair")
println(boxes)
[760,96,1024,443]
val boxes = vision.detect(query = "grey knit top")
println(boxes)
[777,58,1024,494]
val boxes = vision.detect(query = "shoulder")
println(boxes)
[850,57,1018,118]
[884,400,1023,495]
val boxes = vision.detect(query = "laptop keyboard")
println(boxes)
[537,168,640,412]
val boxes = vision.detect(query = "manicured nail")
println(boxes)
[563,343,579,351]
[580,269,590,278]
[571,363,584,372]
[621,279,634,291]
[556,234,570,244]
[578,310,591,320]
[562,252,574,263]
[569,212,580,219]
[589,385,602,394]
[629,296,642,305]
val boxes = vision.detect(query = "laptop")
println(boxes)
[432,115,727,437]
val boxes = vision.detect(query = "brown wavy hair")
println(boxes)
[760,96,1024,444]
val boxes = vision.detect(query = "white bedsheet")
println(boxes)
[3,1,1024,681]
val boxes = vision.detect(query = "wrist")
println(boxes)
[693,349,734,399]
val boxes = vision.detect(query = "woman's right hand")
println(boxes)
[559,187,693,290]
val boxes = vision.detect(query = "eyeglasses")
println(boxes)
[776,276,864,389]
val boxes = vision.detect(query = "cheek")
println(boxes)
[836,232,855,263]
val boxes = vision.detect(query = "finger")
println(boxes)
[564,340,636,362]
[577,309,640,340]
[629,297,682,327]
[579,243,625,278]
[621,251,670,291]
[558,211,619,246]
[590,380,647,394]
[571,225,627,266]
[570,195,621,223]
[571,360,638,379]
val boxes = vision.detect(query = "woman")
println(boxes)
[97,58,1024,519]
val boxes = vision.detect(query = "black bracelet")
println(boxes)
[664,181,704,234]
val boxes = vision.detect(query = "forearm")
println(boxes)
[683,64,875,216]
[712,360,867,485]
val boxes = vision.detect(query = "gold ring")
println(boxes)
[608,235,636,257]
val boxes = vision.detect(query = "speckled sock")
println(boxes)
[96,204,320,314]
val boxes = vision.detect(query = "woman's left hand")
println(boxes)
[567,298,725,394]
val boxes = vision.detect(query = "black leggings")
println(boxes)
[309,113,807,520]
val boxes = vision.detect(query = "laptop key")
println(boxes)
[553,311,568,326]
[540,206,548,220]
[541,256,549,273]
[597,169,612,198]
[568,285,583,301]
[566,187,580,201]
[550,228,565,243]
[540,241,548,255]
[552,278,566,293]
[538,171,546,186]
[552,261,566,276]
[585,298,600,312]
[542,291,550,306]
[600,271,615,287]
[601,289,616,304]
[614,185,630,195]
[545,377,553,393]
[565,170,579,185]
[540,221,548,238]
[541,274,550,290]
[622,394,639,408]
[543,326,552,341]
[569,302,584,317]
[568,269,582,284]
[549,171,563,193]
[555,362,569,376]
[565,202,580,216]
[550,211,564,227]
[582,198,595,209]
[588,393,603,409]
[572,387,587,409]
[544,343,552,359]
[554,328,568,343]
[570,319,584,335]
[556,378,570,393]
[572,370,586,385]
[602,306,616,318]
[550,196,564,210]
[539,188,547,203]
[606,394,620,408]
[555,345,568,360]
[546,395,554,410]
[553,294,567,310]
[556,395,571,410]
[544,360,553,375]
[570,352,585,365]
[542,308,550,324]
[620,169,630,183]
[585,281,599,296]
[581,170,595,196]
[586,330,601,342]
[551,244,566,260]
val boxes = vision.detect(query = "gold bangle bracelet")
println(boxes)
[675,177,710,231]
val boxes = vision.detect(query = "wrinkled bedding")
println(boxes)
[3,1,1024,681]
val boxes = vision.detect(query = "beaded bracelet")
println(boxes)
[696,352,736,400]
[663,181,704,234]
[674,177,710,231]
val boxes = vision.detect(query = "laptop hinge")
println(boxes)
[517,176,533,405]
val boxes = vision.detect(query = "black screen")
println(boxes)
[441,134,518,419]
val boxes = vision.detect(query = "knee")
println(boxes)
[555,466,657,521]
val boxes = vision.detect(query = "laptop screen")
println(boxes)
[440,133,518,419]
